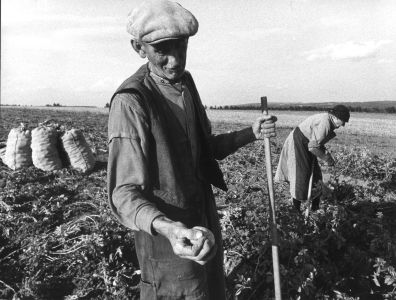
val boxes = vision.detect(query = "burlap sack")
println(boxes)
[0,147,6,163]
[61,129,95,173]
[3,125,33,170]
[31,125,62,171]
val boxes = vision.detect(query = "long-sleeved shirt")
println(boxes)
[275,112,336,199]
[107,68,256,235]
[298,113,336,151]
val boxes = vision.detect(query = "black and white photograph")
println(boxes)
[1,0,395,299]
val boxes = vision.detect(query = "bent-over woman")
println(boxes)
[275,105,350,211]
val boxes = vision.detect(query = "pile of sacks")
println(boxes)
[1,122,96,173]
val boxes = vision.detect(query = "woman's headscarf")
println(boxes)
[328,105,350,123]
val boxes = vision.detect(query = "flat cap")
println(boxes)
[127,0,199,44]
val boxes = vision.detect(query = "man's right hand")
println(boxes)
[152,217,217,265]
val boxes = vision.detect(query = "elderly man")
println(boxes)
[107,0,277,298]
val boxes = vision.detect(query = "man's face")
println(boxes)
[141,38,188,81]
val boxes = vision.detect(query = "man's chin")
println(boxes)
[165,70,185,81]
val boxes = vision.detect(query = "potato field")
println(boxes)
[0,107,395,300]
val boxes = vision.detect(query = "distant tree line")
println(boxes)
[206,105,396,114]
[46,103,62,107]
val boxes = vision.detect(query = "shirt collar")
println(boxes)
[328,113,337,130]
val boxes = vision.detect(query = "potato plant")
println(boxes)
[0,108,395,299]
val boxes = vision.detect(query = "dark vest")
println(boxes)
[110,64,227,224]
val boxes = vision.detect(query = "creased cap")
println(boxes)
[127,0,198,44]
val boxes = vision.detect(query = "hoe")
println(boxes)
[261,96,282,300]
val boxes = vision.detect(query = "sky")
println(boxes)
[1,0,396,107]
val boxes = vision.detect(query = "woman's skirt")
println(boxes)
[275,127,322,200]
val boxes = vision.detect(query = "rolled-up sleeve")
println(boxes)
[210,127,256,160]
[199,109,257,160]
[107,93,164,234]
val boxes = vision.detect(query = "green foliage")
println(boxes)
[372,258,396,299]
[216,142,396,299]
[1,108,395,299]
[0,167,140,299]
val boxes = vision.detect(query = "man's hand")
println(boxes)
[190,226,217,265]
[152,217,217,265]
[252,115,277,139]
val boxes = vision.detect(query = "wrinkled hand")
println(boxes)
[170,225,216,265]
[252,115,277,139]
[152,218,217,265]
[190,226,217,265]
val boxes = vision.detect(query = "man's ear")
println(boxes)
[131,40,146,58]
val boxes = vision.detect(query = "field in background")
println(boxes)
[208,109,396,158]
[206,109,396,137]
[5,106,394,157]
[1,107,395,299]
[3,106,396,137]
[1,105,108,114]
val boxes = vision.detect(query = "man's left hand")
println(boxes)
[252,115,277,139]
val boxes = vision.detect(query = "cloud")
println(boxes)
[304,40,393,61]
[4,14,121,26]
[319,16,358,28]
[229,27,290,40]
[88,77,122,91]
[266,83,289,90]
[55,25,124,38]
[3,23,125,53]
[2,1,122,27]
[377,58,395,64]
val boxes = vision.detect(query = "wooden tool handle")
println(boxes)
[261,96,282,300]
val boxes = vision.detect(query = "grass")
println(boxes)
[206,109,396,158]
[206,109,396,137]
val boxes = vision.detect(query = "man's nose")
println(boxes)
[167,49,184,65]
